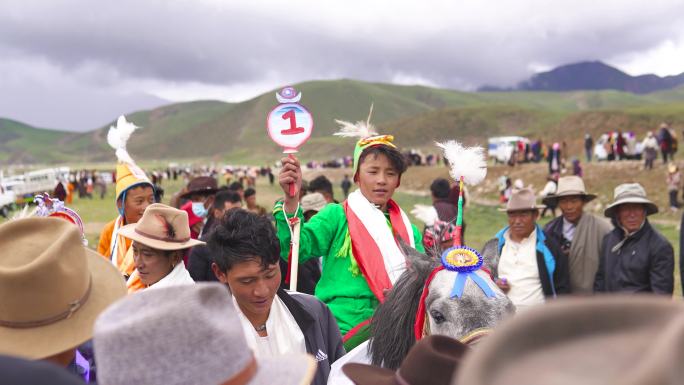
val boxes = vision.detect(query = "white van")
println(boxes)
[488,136,530,164]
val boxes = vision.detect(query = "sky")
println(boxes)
[1,0,684,131]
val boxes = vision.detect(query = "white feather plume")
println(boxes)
[411,204,439,227]
[333,104,377,139]
[437,140,487,186]
[107,115,139,164]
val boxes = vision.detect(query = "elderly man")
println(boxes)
[486,188,570,311]
[594,183,674,294]
[543,176,612,294]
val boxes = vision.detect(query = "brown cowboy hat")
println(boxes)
[179,176,218,199]
[118,203,205,251]
[343,335,469,385]
[0,217,126,359]
[455,296,684,385]
[541,176,597,206]
[498,187,545,212]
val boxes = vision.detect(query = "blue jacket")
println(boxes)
[494,224,570,296]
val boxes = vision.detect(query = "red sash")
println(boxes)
[343,199,410,303]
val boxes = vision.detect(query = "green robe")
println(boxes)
[274,201,424,335]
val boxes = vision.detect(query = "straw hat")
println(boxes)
[455,296,684,385]
[541,176,597,206]
[0,217,126,359]
[118,203,205,250]
[498,188,545,212]
[94,283,316,385]
[604,183,658,218]
[301,192,327,213]
[668,163,678,173]
[343,335,469,385]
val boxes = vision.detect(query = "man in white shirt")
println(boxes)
[486,188,570,312]
[208,208,345,385]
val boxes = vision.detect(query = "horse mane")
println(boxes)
[368,242,440,369]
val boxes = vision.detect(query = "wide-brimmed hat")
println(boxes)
[344,335,469,385]
[604,183,658,218]
[94,283,316,385]
[455,296,684,385]
[0,217,126,359]
[180,176,218,199]
[498,187,545,212]
[301,192,327,213]
[542,176,597,206]
[118,203,205,250]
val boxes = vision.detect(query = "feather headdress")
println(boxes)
[107,115,139,165]
[436,140,487,186]
[333,104,377,139]
[411,204,439,227]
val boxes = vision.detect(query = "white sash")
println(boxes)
[346,189,415,284]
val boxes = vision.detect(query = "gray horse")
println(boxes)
[368,243,515,369]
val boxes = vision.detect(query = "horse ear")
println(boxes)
[480,238,500,278]
[399,239,439,274]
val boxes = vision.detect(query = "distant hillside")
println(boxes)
[0,119,77,164]
[3,79,684,165]
[515,61,684,94]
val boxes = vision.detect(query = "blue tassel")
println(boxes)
[450,272,496,298]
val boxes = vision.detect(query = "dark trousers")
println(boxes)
[669,190,679,208]
[663,149,670,164]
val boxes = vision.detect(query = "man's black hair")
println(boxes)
[357,145,408,177]
[308,175,333,196]
[430,178,451,199]
[228,181,244,191]
[213,190,242,210]
[244,187,256,199]
[209,208,280,272]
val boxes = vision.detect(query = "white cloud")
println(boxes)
[1,0,684,130]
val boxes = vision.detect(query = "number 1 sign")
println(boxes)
[267,86,314,154]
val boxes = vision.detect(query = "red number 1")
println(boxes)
[281,110,305,135]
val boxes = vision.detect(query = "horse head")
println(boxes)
[368,242,514,369]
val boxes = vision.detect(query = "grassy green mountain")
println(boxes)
[3,80,684,165]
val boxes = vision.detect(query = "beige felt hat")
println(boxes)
[0,217,126,359]
[604,183,658,218]
[498,187,545,212]
[542,176,597,206]
[118,203,205,250]
[301,192,327,213]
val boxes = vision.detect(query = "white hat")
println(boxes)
[94,283,316,385]
[604,183,658,218]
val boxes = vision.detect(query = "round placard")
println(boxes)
[267,103,314,153]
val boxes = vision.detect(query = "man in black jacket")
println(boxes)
[595,183,674,294]
[208,209,345,385]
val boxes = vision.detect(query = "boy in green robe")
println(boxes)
[274,119,423,350]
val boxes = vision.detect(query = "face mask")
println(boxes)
[192,201,208,218]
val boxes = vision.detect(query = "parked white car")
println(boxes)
[488,136,530,164]
[0,185,15,218]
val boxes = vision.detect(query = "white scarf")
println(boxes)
[233,294,306,357]
[346,189,415,284]
[145,262,195,290]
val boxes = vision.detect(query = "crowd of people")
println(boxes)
[2,114,684,385]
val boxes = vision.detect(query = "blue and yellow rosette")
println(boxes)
[441,246,495,298]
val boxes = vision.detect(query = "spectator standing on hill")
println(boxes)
[548,143,562,175]
[539,175,558,218]
[667,164,681,211]
[659,123,673,164]
[341,175,352,198]
[616,131,626,160]
[642,131,659,170]
[584,133,593,162]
